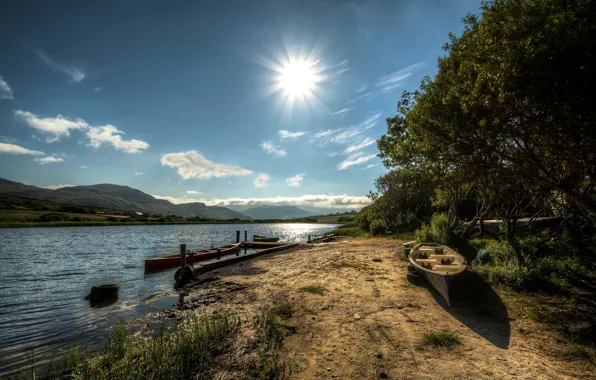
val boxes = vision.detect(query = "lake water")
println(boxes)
[0,223,338,378]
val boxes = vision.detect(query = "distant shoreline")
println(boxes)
[0,220,342,229]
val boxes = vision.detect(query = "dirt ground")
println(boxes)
[151,237,595,379]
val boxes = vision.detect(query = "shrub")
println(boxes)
[38,213,69,222]
[415,213,450,244]
[369,218,387,235]
[422,331,461,349]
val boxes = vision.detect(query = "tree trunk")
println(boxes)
[504,218,524,267]
[479,217,485,237]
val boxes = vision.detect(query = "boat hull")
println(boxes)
[145,243,241,272]
[253,235,280,242]
[408,243,466,306]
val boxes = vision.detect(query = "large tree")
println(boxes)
[379,0,596,217]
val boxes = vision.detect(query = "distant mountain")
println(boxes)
[0,178,249,220]
[242,205,312,220]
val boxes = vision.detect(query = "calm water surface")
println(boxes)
[0,223,338,377]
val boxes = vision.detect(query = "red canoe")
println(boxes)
[144,243,242,272]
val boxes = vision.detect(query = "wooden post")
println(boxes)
[236,231,240,243]
[308,234,311,243]
[244,230,247,241]
[180,243,187,269]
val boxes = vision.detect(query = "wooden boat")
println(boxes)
[308,234,335,243]
[145,243,241,272]
[408,243,467,306]
[253,235,280,242]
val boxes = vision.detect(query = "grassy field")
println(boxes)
[0,210,129,222]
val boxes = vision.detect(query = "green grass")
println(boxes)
[331,226,369,237]
[422,331,462,349]
[299,285,326,295]
[270,302,294,320]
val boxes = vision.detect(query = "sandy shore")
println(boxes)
[147,237,593,379]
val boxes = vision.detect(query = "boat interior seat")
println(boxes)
[415,258,437,263]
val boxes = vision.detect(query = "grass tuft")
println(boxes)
[299,285,325,295]
[270,302,294,320]
[422,331,461,349]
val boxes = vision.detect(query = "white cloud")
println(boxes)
[36,51,86,83]
[43,184,74,190]
[186,190,201,194]
[357,84,368,93]
[254,174,271,188]
[202,194,371,210]
[0,143,44,156]
[94,87,102,93]
[331,107,352,118]
[278,130,306,140]
[80,165,87,169]
[161,150,253,180]
[15,110,88,141]
[134,171,144,176]
[337,151,377,170]
[35,156,64,165]
[376,61,427,91]
[261,141,287,157]
[342,137,376,155]
[313,113,381,146]
[286,173,305,187]
[152,195,203,205]
[86,125,149,153]
[0,76,14,99]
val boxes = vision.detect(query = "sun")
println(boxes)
[277,59,320,99]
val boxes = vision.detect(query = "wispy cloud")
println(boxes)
[86,125,149,153]
[361,164,378,170]
[134,171,144,176]
[152,195,203,205]
[254,174,270,188]
[261,141,287,157]
[376,61,426,91]
[313,113,381,146]
[278,130,306,140]
[0,76,14,99]
[161,150,253,180]
[332,107,352,119]
[286,173,305,187]
[342,137,376,155]
[357,84,368,93]
[35,156,64,165]
[0,143,44,156]
[43,184,74,190]
[336,152,377,170]
[80,165,87,169]
[15,110,88,142]
[186,190,201,195]
[36,51,86,83]
[94,87,102,93]
[202,194,371,210]
[346,91,373,105]
[334,59,350,75]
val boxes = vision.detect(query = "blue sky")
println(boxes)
[0,0,482,212]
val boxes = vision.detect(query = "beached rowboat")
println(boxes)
[253,235,280,242]
[408,242,467,306]
[144,243,242,272]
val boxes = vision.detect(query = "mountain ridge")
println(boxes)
[242,204,312,220]
[0,178,249,220]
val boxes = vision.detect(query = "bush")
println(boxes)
[369,218,387,235]
[338,216,354,223]
[415,213,450,244]
[38,213,69,222]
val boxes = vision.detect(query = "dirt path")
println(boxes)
[159,238,593,379]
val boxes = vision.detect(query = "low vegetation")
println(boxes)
[422,331,462,349]
[25,303,298,380]
[299,285,325,295]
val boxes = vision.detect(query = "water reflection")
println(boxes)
[0,223,338,378]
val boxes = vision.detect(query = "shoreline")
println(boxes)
[0,220,343,229]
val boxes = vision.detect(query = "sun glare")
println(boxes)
[278,59,319,99]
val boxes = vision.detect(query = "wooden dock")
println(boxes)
[194,242,301,274]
